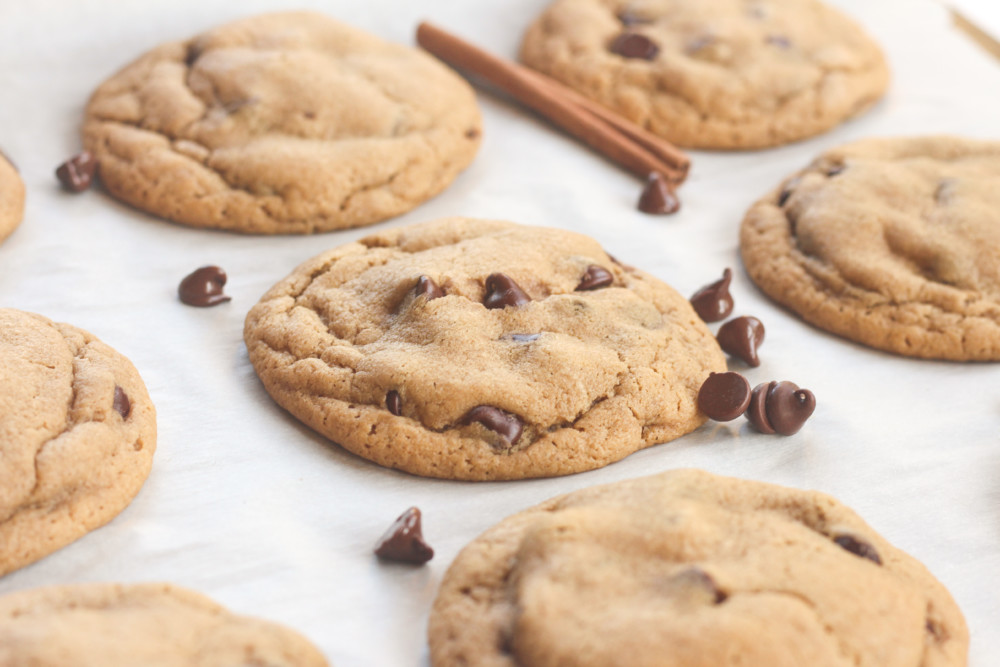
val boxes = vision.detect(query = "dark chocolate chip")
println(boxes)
[638,172,680,215]
[415,275,444,301]
[617,9,653,26]
[833,533,882,565]
[672,568,727,604]
[386,390,402,416]
[745,382,776,434]
[765,381,816,436]
[576,265,614,291]
[610,32,660,60]
[510,333,541,343]
[777,177,800,207]
[717,316,765,367]
[464,405,524,446]
[766,34,792,48]
[55,152,97,193]
[113,385,131,420]
[697,372,751,422]
[690,268,734,322]
[374,507,434,564]
[178,266,232,307]
[826,164,846,177]
[484,273,530,309]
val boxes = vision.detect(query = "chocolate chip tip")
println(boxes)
[55,151,97,193]
[179,265,231,307]
[374,507,434,565]
[638,172,680,215]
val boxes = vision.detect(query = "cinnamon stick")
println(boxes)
[416,22,689,184]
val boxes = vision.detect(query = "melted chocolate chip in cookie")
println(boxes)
[113,386,131,420]
[386,390,403,416]
[576,265,614,291]
[484,273,530,309]
[415,275,445,301]
[833,533,882,565]
[464,406,524,447]
[610,32,660,60]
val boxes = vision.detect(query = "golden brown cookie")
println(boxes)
[0,309,156,577]
[429,469,968,667]
[0,583,329,666]
[82,11,482,234]
[244,218,725,480]
[741,136,1000,360]
[520,0,889,149]
[0,150,25,245]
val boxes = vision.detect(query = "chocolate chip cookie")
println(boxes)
[244,218,725,480]
[741,136,1000,360]
[82,11,482,234]
[0,150,25,245]
[0,583,328,666]
[520,0,889,149]
[0,309,156,576]
[429,469,968,666]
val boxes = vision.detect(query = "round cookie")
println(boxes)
[0,150,25,245]
[0,309,156,577]
[520,0,889,149]
[741,136,1000,360]
[429,469,968,667]
[0,582,328,666]
[244,218,725,480]
[82,11,482,234]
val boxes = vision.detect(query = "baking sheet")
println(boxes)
[1,0,999,664]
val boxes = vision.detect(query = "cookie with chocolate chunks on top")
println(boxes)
[0,309,156,577]
[429,469,968,667]
[741,136,1000,360]
[243,218,725,480]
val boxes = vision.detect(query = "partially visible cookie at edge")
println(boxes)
[0,150,25,245]
[429,469,968,667]
[741,136,1000,360]
[0,309,156,577]
[520,0,889,149]
[82,11,482,234]
[244,218,725,480]
[0,582,328,666]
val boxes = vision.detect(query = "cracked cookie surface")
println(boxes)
[429,469,968,667]
[0,309,156,577]
[82,11,482,234]
[243,218,724,480]
[741,136,1000,360]
[0,151,25,245]
[0,582,328,666]
[519,0,888,149]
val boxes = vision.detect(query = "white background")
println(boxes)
[0,0,998,665]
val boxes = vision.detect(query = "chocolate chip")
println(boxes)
[465,127,481,140]
[697,372,751,422]
[765,381,816,436]
[638,172,680,215]
[777,177,800,207]
[672,568,727,604]
[374,507,434,564]
[826,164,846,177]
[184,42,203,67]
[717,316,765,367]
[690,268,734,322]
[766,35,792,48]
[178,266,232,307]
[510,333,541,342]
[464,405,524,446]
[617,9,653,26]
[113,386,131,420]
[415,275,444,301]
[833,533,881,565]
[576,265,614,291]
[610,32,660,60]
[745,382,776,434]
[386,390,402,416]
[484,273,530,309]
[55,151,97,193]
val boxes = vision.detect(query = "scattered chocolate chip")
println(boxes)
[766,34,792,48]
[833,533,882,565]
[610,32,660,60]
[484,273,530,309]
[672,568,727,604]
[617,9,653,26]
[717,316,765,367]
[638,172,680,214]
[777,178,800,207]
[178,266,232,307]
[697,372,751,422]
[374,507,434,564]
[386,390,402,416]
[510,333,541,342]
[745,380,816,435]
[464,405,524,446]
[826,164,846,177]
[690,268,734,322]
[113,386,131,419]
[576,265,614,291]
[415,275,444,301]
[55,151,97,192]
[746,382,776,434]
